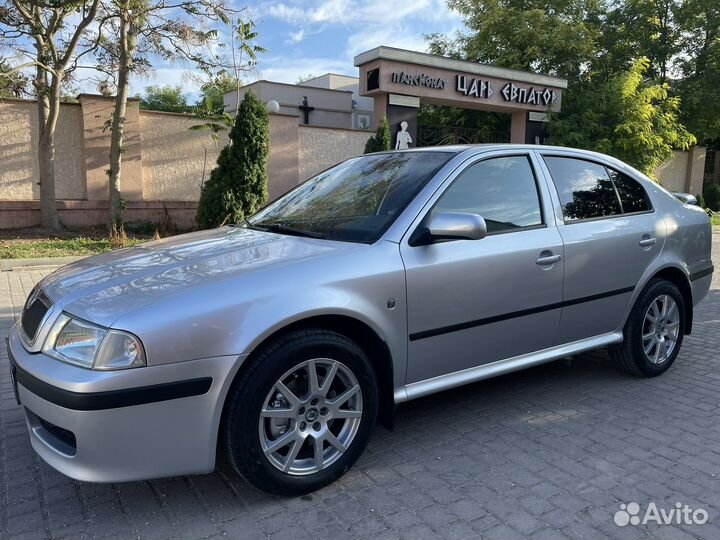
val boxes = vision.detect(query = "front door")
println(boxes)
[400,153,564,383]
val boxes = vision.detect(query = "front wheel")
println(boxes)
[223,329,378,495]
[611,278,685,377]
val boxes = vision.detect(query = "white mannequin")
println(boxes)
[395,121,412,150]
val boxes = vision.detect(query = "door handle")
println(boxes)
[639,237,657,247]
[536,253,562,266]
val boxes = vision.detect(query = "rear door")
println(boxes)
[536,152,664,344]
[400,151,564,383]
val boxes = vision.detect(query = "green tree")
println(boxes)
[0,0,102,230]
[195,73,239,116]
[594,0,682,82]
[674,0,720,145]
[189,18,265,142]
[677,68,720,146]
[703,185,720,210]
[0,0,101,230]
[139,85,192,113]
[418,105,510,142]
[427,0,603,82]
[196,90,269,228]
[364,116,391,153]
[548,58,695,177]
[100,0,233,227]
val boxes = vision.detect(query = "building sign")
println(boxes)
[387,69,561,110]
[455,75,557,106]
[391,72,447,90]
[501,83,557,106]
[456,75,493,98]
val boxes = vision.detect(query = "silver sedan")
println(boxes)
[7,145,713,495]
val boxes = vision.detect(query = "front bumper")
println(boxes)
[7,323,245,482]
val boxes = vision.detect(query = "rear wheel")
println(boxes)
[611,279,685,377]
[223,329,378,495]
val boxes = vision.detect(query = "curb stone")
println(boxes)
[0,255,85,271]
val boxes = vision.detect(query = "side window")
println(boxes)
[607,168,651,213]
[543,157,621,221]
[432,155,543,234]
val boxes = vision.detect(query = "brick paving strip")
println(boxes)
[1,235,719,540]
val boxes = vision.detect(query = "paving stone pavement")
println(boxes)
[1,234,719,540]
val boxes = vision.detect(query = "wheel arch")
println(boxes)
[218,314,396,454]
[647,266,693,334]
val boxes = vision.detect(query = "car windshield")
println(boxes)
[248,151,455,243]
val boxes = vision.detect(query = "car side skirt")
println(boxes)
[394,332,624,403]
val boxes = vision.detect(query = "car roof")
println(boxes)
[392,144,598,155]
[389,144,631,168]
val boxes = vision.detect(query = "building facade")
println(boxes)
[223,46,569,149]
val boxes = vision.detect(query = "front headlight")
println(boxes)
[43,313,146,370]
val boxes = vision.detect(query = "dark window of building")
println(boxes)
[607,169,651,213]
[367,68,380,91]
[544,156,622,221]
[433,155,543,233]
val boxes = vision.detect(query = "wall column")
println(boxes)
[510,111,527,144]
[267,113,300,200]
[372,95,388,130]
[684,145,707,195]
[78,94,143,201]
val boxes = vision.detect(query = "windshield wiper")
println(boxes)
[253,222,326,239]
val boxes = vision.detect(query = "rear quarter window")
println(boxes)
[607,169,652,213]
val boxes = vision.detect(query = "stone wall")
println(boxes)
[140,111,226,201]
[298,125,369,181]
[0,100,85,200]
[0,96,223,228]
[655,147,706,195]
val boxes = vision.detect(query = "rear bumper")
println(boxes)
[7,323,245,482]
[690,264,713,307]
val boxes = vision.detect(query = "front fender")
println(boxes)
[239,287,406,386]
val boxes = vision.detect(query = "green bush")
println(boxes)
[124,220,157,236]
[703,185,720,212]
[364,115,391,153]
[196,90,269,229]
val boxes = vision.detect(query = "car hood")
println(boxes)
[39,226,362,327]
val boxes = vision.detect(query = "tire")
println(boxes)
[610,278,685,377]
[223,329,378,496]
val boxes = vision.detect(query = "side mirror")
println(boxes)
[411,212,488,246]
[672,192,698,205]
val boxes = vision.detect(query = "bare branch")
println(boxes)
[0,59,56,75]
[58,0,101,67]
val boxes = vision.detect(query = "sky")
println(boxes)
[129,0,463,99]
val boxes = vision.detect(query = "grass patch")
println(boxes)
[711,213,720,227]
[0,237,148,259]
[0,227,156,259]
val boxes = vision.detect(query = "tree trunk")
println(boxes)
[108,8,133,228]
[36,68,61,230]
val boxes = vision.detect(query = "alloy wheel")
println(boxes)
[641,294,680,364]
[259,358,363,475]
